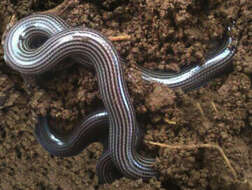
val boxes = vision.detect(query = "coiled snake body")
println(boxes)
[3,14,236,183]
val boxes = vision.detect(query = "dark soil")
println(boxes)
[0,0,251,189]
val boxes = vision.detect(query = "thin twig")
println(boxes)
[1,14,17,47]
[164,118,176,125]
[38,1,132,42]
[39,0,131,42]
[195,102,205,117]
[211,101,218,113]
[146,140,237,180]
[108,35,131,41]
[39,0,79,15]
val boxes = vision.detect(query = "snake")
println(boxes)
[3,14,236,183]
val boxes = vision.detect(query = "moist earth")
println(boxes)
[0,0,251,189]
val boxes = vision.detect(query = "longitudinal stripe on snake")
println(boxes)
[3,14,236,183]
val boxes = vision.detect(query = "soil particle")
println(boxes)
[145,85,176,112]
[0,0,251,189]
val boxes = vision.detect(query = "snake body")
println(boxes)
[3,14,236,183]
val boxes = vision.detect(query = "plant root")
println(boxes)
[146,140,238,180]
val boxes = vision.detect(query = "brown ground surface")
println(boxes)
[0,0,251,189]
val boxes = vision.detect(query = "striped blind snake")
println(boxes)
[3,14,236,183]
